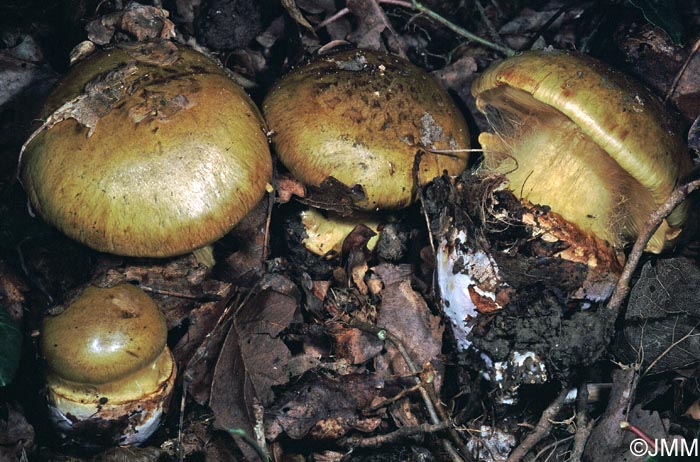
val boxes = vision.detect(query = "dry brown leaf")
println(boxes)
[209,278,299,457]
[346,0,406,56]
[265,374,382,440]
[375,265,443,385]
[326,323,383,364]
[86,2,176,45]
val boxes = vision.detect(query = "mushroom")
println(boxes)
[41,284,175,446]
[299,208,381,257]
[471,49,691,253]
[20,40,272,258]
[263,48,471,211]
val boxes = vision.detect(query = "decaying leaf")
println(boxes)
[19,61,139,170]
[86,1,176,45]
[265,374,383,440]
[615,257,700,373]
[209,276,299,456]
[346,0,406,56]
[301,176,367,216]
[0,402,34,456]
[374,264,444,387]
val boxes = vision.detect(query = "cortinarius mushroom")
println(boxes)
[41,284,175,446]
[471,49,691,253]
[263,48,471,211]
[20,40,272,257]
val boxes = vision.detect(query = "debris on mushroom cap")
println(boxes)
[20,40,272,257]
[263,48,471,211]
[471,49,692,253]
[41,284,176,446]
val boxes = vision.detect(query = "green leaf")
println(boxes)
[0,305,22,387]
[628,0,684,44]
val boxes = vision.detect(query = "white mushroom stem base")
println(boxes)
[46,349,176,446]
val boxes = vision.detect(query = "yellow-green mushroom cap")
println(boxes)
[20,40,272,257]
[41,284,168,385]
[471,50,691,253]
[263,48,471,211]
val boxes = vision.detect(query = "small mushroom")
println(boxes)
[20,40,272,257]
[41,284,175,446]
[263,48,471,211]
[471,50,691,253]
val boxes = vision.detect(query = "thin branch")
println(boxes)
[665,37,700,104]
[340,421,450,448]
[530,435,574,461]
[569,383,594,462]
[410,1,516,56]
[607,178,700,314]
[347,318,473,462]
[506,386,569,462]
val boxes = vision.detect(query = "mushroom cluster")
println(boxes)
[20,40,272,258]
[264,48,471,256]
[41,284,176,446]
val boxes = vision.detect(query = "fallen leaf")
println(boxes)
[265,374,383,440]
[209,277,299,457]
[86,2,176,45]
[375,265,444,387]
[346,0,406,56]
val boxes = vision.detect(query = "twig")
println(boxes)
[346,318,473,462]
[177,381,187,462]
[665,37,700,104]
[473,0,507,47]
[506,386,569,462]
[314,0,514,56]
[410,1,516,56]
[569,383,594,462]
[262,190,274,264]
[530,435,574,461]
[314,7,350,31]
[519,1,573,51]
[340,421,450,448]
[607,178,700,314]
[368,382,423,411]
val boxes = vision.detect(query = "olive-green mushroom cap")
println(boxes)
[42,284,167,385]
[471,50,691,252]
[20,40,272,257]
[263,48,470,211]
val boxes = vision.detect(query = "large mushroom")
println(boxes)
[41,284,176,446]
[20,40,272,258]
[471,49,692,253]
[263,48,471,212]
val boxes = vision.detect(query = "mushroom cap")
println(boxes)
[471,50,691,252]
[42,284,167,385]
[20,40,272,257]
[263,48,470,211]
